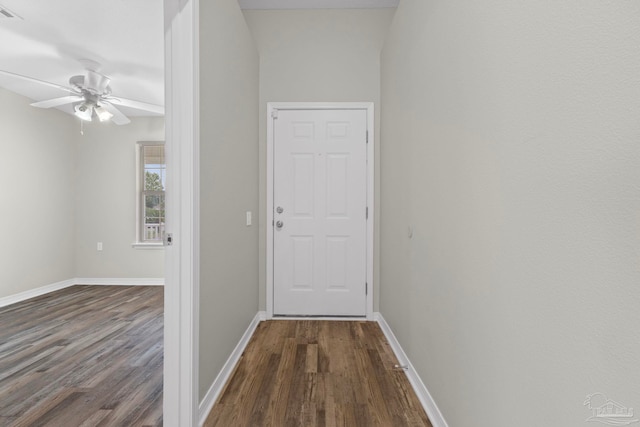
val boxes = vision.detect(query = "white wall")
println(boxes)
[380,1,640,426]
[199,0,260,400]
[0,87,77,298]
[242,8,395,311]
[75,117,165,278]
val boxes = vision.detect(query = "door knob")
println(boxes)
[276,206,284,214]
[275,220,284,229]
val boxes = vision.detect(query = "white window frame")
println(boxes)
[133,140,166,249]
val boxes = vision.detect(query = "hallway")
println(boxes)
[204,320,431,426]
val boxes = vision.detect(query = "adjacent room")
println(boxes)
[0,0,165,424]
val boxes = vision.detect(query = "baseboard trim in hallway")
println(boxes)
[198,311,267,426]
[375,313,449,427]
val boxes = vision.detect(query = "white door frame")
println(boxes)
[266,102,375,321]
[163,0,199,425]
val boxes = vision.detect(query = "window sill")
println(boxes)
[132,242,165,250]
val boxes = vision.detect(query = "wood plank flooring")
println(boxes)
[204,320,432,427]
[0,285,163,427]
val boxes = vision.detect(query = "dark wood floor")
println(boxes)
[204,320,432,427]
[0,285,163,427]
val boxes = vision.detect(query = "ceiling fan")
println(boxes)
[0,67,164,125]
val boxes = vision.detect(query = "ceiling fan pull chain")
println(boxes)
[80,119,84,136]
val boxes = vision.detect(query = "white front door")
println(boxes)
[273,108,368,316]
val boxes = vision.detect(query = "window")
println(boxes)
[137,142,165,245]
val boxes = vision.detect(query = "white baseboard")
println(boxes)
[74,277,165,286]
[0,278,76,308]
[0,277,165,309]
[374,312,449,427]
[198,311,266,426]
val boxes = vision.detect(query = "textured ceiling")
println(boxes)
[0,0,164,118]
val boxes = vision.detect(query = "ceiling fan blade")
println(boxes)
[31,95,84,109]
[100,101,131,125]
[106,96,164,115]
[0,70,80,93]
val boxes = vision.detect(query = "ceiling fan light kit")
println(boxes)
[73,103,93,121]
[94,105,114,122]
[0,67,164,126]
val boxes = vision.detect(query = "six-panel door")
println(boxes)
[273,109,368,316]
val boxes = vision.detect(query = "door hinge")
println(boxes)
[365,282,368,295]
[366,130,369,144]
[272,109,278,119]
[366,206,369,219]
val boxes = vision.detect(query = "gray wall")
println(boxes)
[75,117,165,278]
[0,86,164,300]
[380,1,640,426]
[199,0,260,400]
[0,87,77,298]
[242,8,395,311]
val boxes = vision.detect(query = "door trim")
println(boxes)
[266,102,374,320]
[164,0,200,425]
